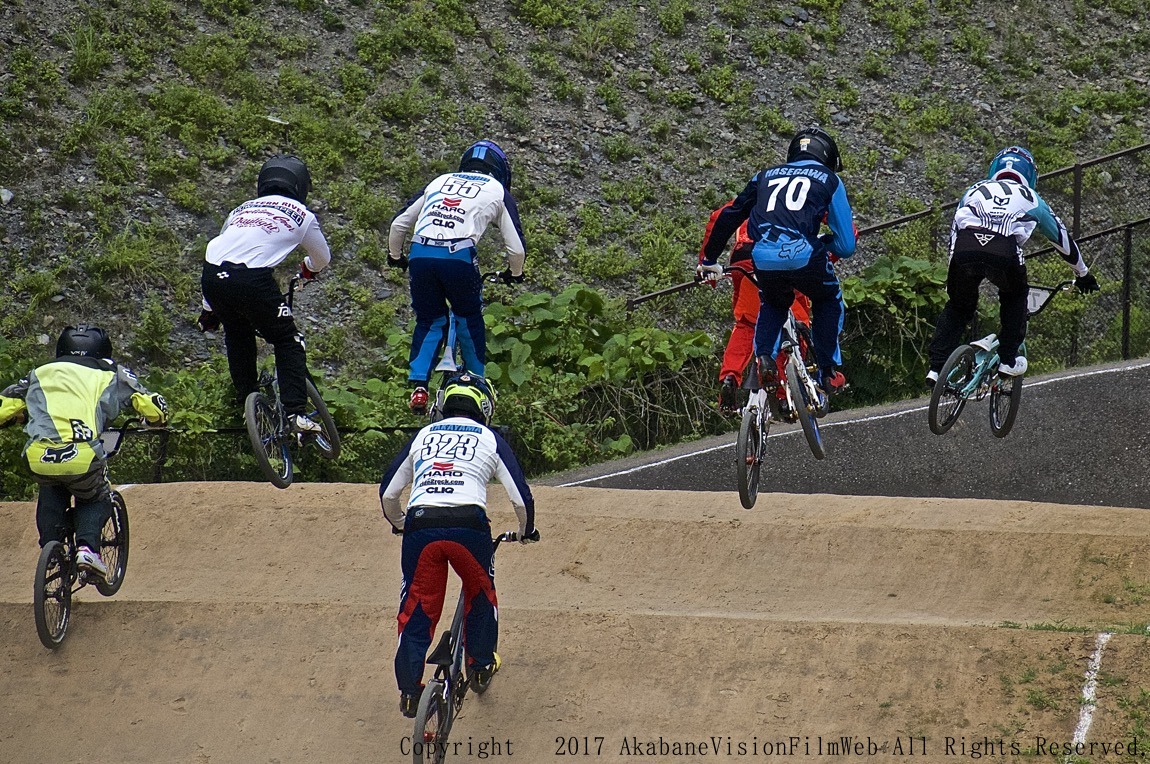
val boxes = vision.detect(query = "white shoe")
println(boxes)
[998,356,1028,376]
[971,334,998,353]
[291,414,322,433]
[925,370,939,388]
[76,546,108,579]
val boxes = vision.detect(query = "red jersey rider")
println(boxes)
[697,201,811,416]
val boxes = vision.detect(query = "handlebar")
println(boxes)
[493,529,540,548]
[100,418,166,460]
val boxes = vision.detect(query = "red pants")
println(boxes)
[720,272,811,385]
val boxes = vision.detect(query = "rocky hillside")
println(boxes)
[1,0,1147,378]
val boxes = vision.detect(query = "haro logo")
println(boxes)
[432,461,454,470]
[441,198,462,208]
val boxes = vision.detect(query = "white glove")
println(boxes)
[696,263,723,284]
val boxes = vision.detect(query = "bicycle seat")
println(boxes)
[970,334,998,353]
[426,631,454,667]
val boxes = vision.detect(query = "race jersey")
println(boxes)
[0,357,165,476]
[702,159,856,271]
[388,172,526,272]
[951,179,1086,273]
[205,194,331,272]
[379,416,535,537]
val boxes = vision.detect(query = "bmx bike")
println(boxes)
[244,276,341,488]
[723,267,828,509]
[425,272,502,422]
[32,421,145,649]
[928,280,1073,438]
[411,530,532,764]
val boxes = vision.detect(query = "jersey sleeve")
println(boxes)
[301,215,332,273]
[1033,196,1087,275]
[492,430,535,537]
[387,191,426,259]
[702,178,757,264]
[499,192,528,275]
[824,178,857,258]
[379,434,418,531]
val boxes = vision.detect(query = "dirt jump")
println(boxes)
[2,362,1149,763]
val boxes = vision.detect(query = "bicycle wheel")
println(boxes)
[989,373,1023,438]
[412,682,450,764]
[736,404,763,509]
[34,541,72,649]
[928,345,976,435]
[304,379,341,460]
[95,490,129,596]
[787,354,826,460]
[245,392,293,489]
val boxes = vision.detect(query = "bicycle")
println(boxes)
[411,530,528,764]
[928,280,1073,438]
[425,271,502,422]
[242,276,341,489]
[32,420,148,649]
[719,267,828,509]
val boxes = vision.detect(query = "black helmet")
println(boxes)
[440,372,497,426]
[56,324,114,360]
[257,154,311,203]
[458,140,511,188]
[787,126,842,171]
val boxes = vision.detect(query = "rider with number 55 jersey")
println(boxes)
[378,373,538,719]
[386,140,528,415]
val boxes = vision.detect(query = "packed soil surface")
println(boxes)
[3,481,1149,763]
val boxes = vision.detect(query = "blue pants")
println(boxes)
[395,526,497,695]
[754,258,845,378]
[408,253,485,384]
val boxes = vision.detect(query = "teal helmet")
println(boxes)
[987,146,1037,188]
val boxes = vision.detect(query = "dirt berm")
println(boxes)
[2,481,1149,763]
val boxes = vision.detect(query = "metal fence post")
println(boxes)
[1072,163,1083,240]
[1122,225,1133,360]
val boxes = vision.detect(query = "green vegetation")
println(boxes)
[0,0,1147,496]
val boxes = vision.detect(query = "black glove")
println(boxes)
[387,254,409,272]
[391,525,404,536]
[498,269,525,285]
[1075,273,1100,293]
[519,528,540,544]
[196,309,220,333]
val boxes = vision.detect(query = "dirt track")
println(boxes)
[3,480,1150,763]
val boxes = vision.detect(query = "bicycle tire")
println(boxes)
[736,404,763,509]
[989,373,1023,438]
[95,490,129,596]
[787,354,826,460]
[412,682,450,764]
[34,541,71,649]
[245,391,293,489]
[305,379,341,460]
[928,345,976,435]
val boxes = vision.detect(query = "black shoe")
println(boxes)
[718,376,737,415]
[470,653,501,694]
[757,356,780,391]
[400,692,420,718]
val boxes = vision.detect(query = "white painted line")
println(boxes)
[115,484,136,492]
[558,361,1150,487]
[1069,631,1112,757]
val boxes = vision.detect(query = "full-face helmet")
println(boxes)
[458,140,511,188]
[257,154,312,203]
[56,324,114,360]
[987,145,1038,188]
[786,126,842,171]
[439,372,497,426]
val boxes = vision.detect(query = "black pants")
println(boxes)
[33,464,111,551]
[201,262,311,414]
[928,249,1028,372]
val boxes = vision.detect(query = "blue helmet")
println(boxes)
[459,140,511,188]
[987,146,1037,188]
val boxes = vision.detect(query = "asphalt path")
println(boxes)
[544,359,1150,509]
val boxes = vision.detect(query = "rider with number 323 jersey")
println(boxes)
[378,374,537,719]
